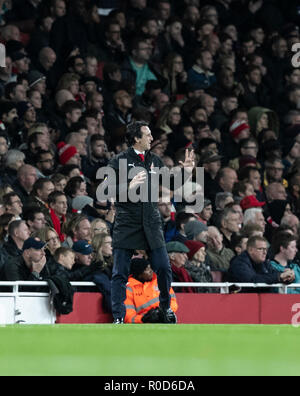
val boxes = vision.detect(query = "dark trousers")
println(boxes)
[111,247,172,320]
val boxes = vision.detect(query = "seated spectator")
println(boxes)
[0,213,16,246]
[231,234,249,256]
[91,218,110,239]
[121,37,161,97]
[187,49,216,91]
[2,192,23,218]
[89,232,114,312]
[184,220,208,243]
[197,199,213,225]
[270,232,300,294]
[51,174,68,192]
[62,215,91,249]
[219,207,241,250]
[13,164,38,203]
[264,157,288,188]
[243,207,266,234]
[227,236,295,292]
[65,240,96,282]
[32,226,61,263]
[166,241,195,293]
[184,240,215,293]
[48,191,68,242]
[4,237,65,281]
[124,258,178,324]
[54,247,76,271]
[25,178,55,221]
[206,226,235,272]
[23,207,47,233]
[0,150,25,187]
[2,220,30,259]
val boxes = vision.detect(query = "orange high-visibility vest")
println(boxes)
[124,273,178,324]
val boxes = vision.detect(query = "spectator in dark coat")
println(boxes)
[227,236,295,292]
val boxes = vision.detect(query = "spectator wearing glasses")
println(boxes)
[121,37,162,96]
[228,236,295,292]
[3,193,23,218]
[264,157,288,188]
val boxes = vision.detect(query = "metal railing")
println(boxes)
[0,281,300,294]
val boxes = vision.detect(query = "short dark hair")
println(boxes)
[8,220,25,237]
[54,246,74,262]
[23,206,44,222]
[272,232,297,255]
[175,212,195,231]
[64,176,84,198]
[48,191,66,205]
[126,121,149,146]
[32,177,53,197]
[3,192,20,207]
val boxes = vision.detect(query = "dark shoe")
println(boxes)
[113,318,124,324]
[159,307,177,324]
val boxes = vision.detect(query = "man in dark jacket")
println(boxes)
[227,235,295,292]
[4,237,65,281]
[98,121,195,323]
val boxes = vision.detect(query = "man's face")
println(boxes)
[86,57,98,77]
[249,170,261,191]
[51,195,68,217]
[158,202,172,219]
[249,241,268,264]
[134,42,152,63]
[30,213,46,231]
[68,109,82,124]
[139,264,154,282]
[267,162,284,183]
[16,222,31,241]
[136,126,153,151]
[92,139,107,158]
[221,170,238,192]
[207,228,223,251]
[107,23,122,44]
[14,85,27,102]
[38,181,55,202]
[77,253,92,266]
[248,69,262,86]
[54,0,66,17]
[24,106,36,123]
[172,252,188,268]
[29,247,46,263]
[37,154,55,174]
[223,97,238,113]
[255,212,266,232]
[8,195,23,216]
[224,213,240,234]
[0,137,8,156]
[201,205,213,221]
[3,108,18,124]
[76,219,91,240]
[158,2,171,20]
[200,52,213,71]
[283,241,298,262]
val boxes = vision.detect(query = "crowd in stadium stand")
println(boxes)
[0,0,300,314]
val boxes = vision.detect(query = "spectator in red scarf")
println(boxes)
[166,241,195,293]
[48,191,68,242]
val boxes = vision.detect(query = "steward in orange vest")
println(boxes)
[125,258,178,324]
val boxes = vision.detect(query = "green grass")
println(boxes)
[0,324,299,376]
